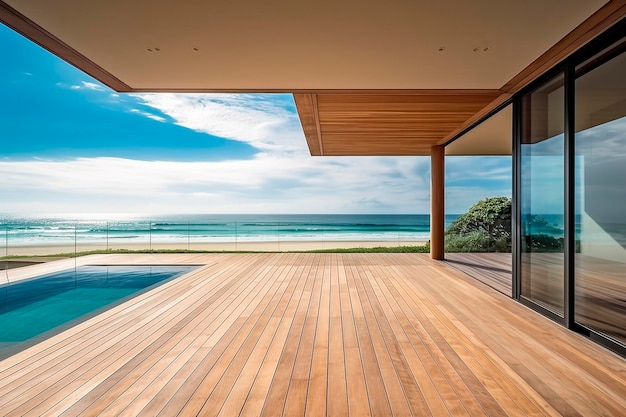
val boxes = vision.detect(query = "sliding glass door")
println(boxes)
[574,44,626,345]
[519,74,565,316]
[516,26,626,355]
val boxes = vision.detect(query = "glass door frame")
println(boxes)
[512,18,626,357]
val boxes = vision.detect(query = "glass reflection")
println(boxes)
[575,48,626,344]
[520,74,565,315]
[444,106,513,296]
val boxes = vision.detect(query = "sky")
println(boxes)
[0,23,511,216]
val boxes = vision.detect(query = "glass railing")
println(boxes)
[0,218,428,259]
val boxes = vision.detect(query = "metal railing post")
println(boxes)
[4,228,9,285]
[74,223,78,285]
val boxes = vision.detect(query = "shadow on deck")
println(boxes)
[444,252,512,296]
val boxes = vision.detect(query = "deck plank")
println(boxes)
[338,255,371,417]
[346,260,393,417]
[50,255,264,416]
[280,254,322,417]
[151,254,291,416]
[4,265,232,415]
[258,254,319,417]
[444,253,512,295]
[104,254,288,416]
[369,261,462,416]
[326,254,349,417]
[237,255,315,417]
[0,253,624,416]
[181,257,296,416]
[304,253,330,417]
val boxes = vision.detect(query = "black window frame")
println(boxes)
[513,17,626,358]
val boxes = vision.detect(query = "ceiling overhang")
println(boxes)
[1,1,625,156]
[294,91,503,156]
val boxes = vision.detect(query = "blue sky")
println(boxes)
[0,23,511,215]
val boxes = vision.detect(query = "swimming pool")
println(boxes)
[0,265,198,359]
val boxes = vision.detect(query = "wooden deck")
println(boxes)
[444,253,512,296]
[0,253,624,416]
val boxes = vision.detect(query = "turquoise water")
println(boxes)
[0,265,197,358]
[0,214,458,246]
[1,287,131,342]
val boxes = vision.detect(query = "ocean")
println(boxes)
[0,214,461,248]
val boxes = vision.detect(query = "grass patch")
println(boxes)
[307,245,429,253]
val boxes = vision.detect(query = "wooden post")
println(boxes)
[431,145,445,260]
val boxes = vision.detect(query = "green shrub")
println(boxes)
[445,197,512,252]
[522,234,564,252]
[446,196,511,240]
[445,231,492,252]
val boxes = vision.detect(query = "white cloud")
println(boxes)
[3,91,437,214]
[0,153,512,215]
[131,93,307,154]
[129,108,166,122]
[0,155,430,214]
[70,81,105,91]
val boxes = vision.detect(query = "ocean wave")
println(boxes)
[152,223,229,227]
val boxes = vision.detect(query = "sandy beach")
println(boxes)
[2,240,427,257]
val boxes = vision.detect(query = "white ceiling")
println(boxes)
[4,0,609,90]
[445,105,512,155]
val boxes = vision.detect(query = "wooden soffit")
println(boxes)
[295,91,502,156]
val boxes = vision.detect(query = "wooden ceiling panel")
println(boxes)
[296,92,501,155]
[319,125,465,134]
[322,141,434,156]
[293,93,321,155]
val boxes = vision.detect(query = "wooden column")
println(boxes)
[430,145,445,260]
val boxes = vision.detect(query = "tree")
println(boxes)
[445,197,511,252]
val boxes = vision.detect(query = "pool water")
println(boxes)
[0,265,197,359]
